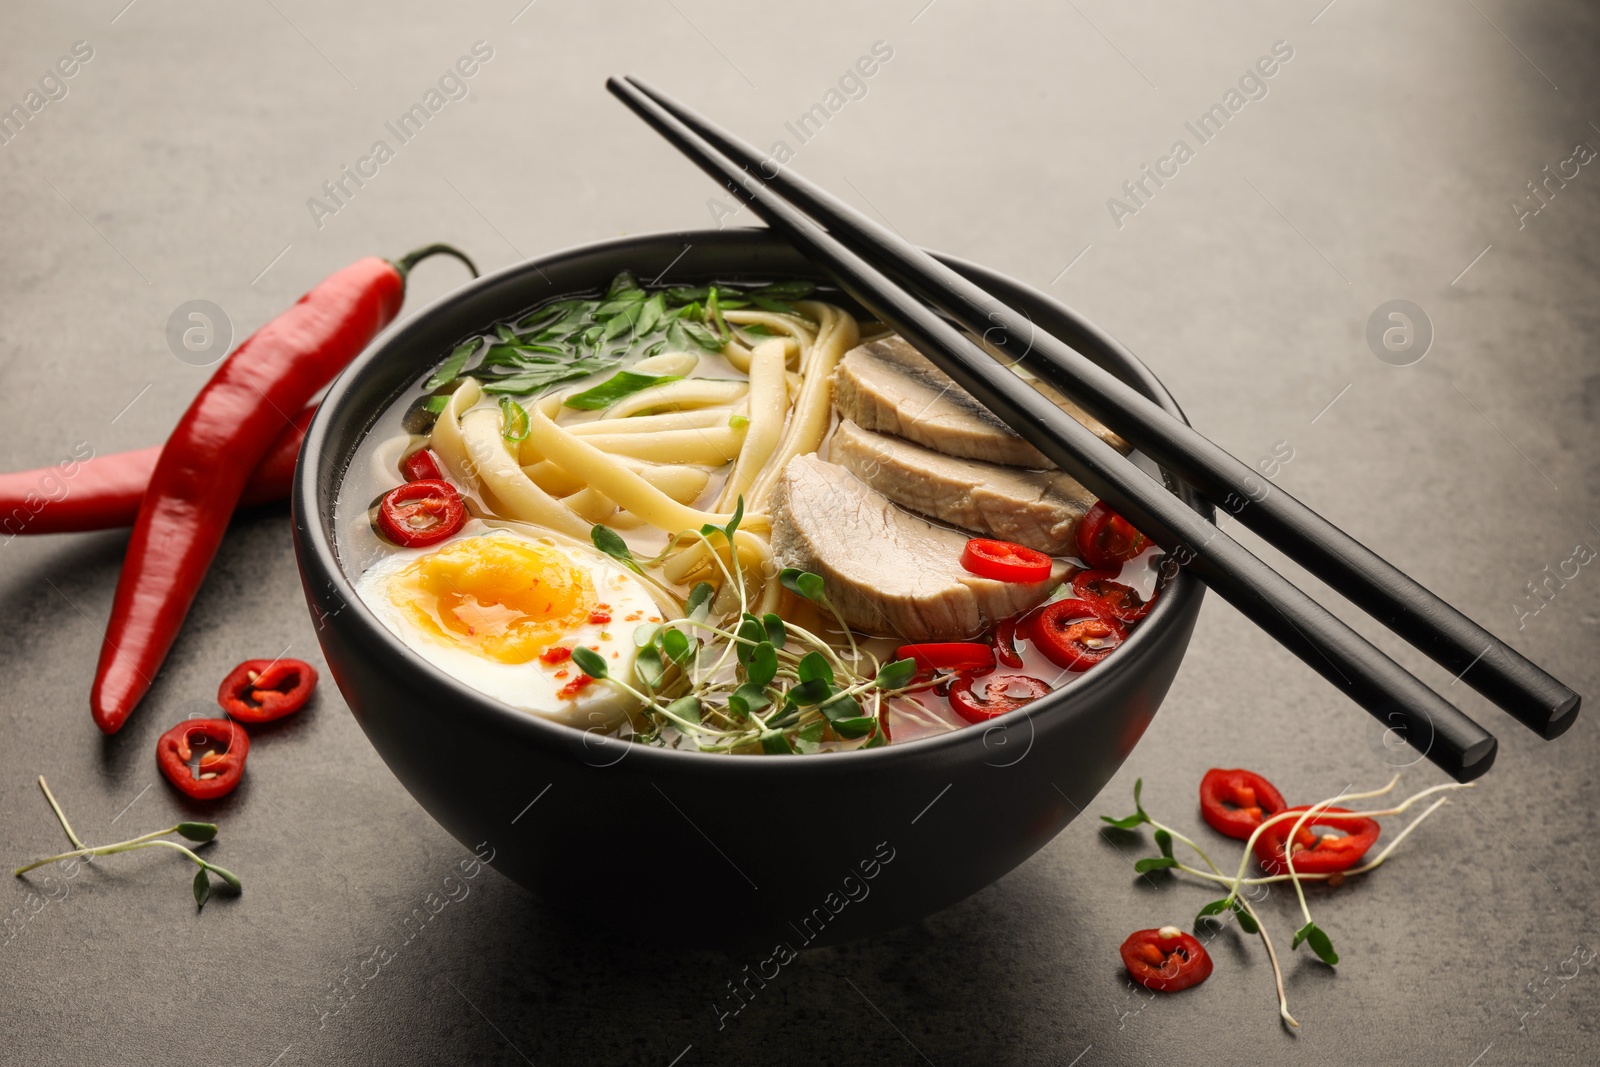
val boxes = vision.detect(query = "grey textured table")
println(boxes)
[3,2,1597,1064]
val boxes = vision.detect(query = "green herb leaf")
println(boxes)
[685,582,715,621]
[481,344,567,368]
[210,865,242,892]
[192,868,211,907]
[564,371,682,411]
[797,651,834,686]
[1099,813,1147,830]
[679,320,725,352]
[499,397,531,442]
[795,720,826,753]
[1195,898,1231,921]
[591,525,640,574]
[422,395,450,415]
[1154,829,1174,859]
[729,414,750,430]
[664,285,711,304]
[779,568,826,602]
[175,822,218,843]
[739,323,775,338]
[479,357,619,395]
[633,293,665,338]
[864,728,888,748]
[724,495,745,544]
[760,730,795,755]
[661,627,692,665]
[836,719,878,738]
[761,613,786,649]
[749,295,801,316]
[666,695,702,725]
[748,641,778,688]
[728,681,771,718]
[1293,922,1339,965]
[1133,778,1148,820]
[425,340,478,389]
[735,615,764,665]
[787,678,831,706]
[820,692,862,722]
[570,646,608,679]
[1133,856,1178,874]
[634,645,664,690]
[607,271,641,298]
[1230,899,1259,934]
[874,658,917,691]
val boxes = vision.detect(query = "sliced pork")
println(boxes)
[830,420,1096,554]
[831,335,1127,468]
[769,454,1067,642]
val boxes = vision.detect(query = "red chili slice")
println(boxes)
[994,617,1024,668]
[1198,768,1289,841]
[948,674,1052,723]
[959,538,1053,583]
[218,658,319,724]
[1027,598,1126,671]
[400,448,444,482]
[1120,927,1213,992]
[156,719,249,800]
[1077,502,1149,569]
[896,642,997,674]
[1072,569,1154,624]
[377,479,465,547]
[1253,805,1381,875]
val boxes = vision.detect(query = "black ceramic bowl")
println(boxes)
[292,229,1210,950]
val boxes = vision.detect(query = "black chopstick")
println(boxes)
[606,75,1500,783]
[620,76,1579,744]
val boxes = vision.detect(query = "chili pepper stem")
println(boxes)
[37,776,87,851]
[390,243,480,282]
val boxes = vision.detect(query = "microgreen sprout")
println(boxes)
[1102,774,1471,1029]
[582,507,936,754]
[14,776,242,908]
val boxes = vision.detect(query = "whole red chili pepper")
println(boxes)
[218,658,319,723]
[156,718,250,800]
[0,406,314,536]
[91,244,477,734]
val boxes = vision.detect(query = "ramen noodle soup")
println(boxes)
[338,273,1161,754]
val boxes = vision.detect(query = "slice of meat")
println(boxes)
[769,454,1067,642]
[829,420,1096,554]
[831,335,1128,467]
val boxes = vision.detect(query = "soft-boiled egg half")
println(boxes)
[356,526,661,729]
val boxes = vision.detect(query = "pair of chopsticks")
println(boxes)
[606,75,1580,783]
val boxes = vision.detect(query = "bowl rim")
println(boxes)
[293,227,1211,777]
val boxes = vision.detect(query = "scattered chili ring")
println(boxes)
[1120,926,1214,992]
[377,479,466,547]
[960,538,1053,583]
[896,642,997,674]
[400,448,444,482]
[91,244,478,734]
[1198,768,1289,841]
[994,617,1024,669]
[948,674,1052,723]
[156,718,250,800]
[1077,502,1149,569]
[1027,598,1126,671]
[1253,805,1381,875]
[218,658,319,724]
[1073,569,1154,624]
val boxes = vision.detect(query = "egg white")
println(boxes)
[354,524,661,730]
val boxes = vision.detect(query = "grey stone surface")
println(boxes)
[2,2,1597,1064]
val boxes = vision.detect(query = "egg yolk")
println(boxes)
[388,536,596,663]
